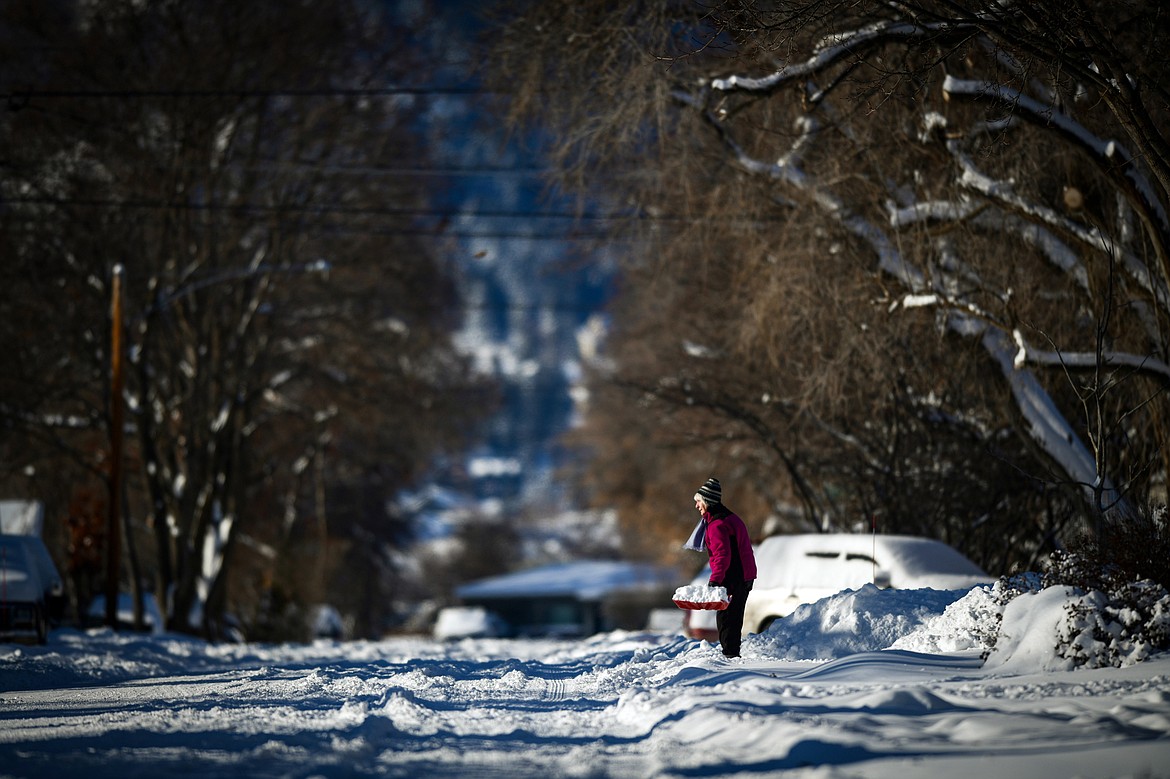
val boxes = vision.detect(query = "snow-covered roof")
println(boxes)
[457,559,680,602]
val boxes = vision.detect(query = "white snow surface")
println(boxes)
[672,583,728,605]
[3,584,1170,778]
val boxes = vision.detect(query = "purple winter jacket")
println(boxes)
[704,507,757,587]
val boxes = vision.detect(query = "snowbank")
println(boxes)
[749,584,974,660]
[3,582,1170,779]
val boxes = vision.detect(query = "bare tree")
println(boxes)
[0,0,491,637]
[489,0,1169,570]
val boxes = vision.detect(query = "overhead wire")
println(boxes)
[0,84,717,239]
[2,85,497,102]
[0,85,725,241]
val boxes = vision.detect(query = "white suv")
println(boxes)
[684,533,991,640]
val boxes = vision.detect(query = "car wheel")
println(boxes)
[757,615,779,633]
[36,607,48,645]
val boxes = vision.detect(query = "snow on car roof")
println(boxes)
[0,501,44,536]
[869,535,988,577]
[754,533,988,589]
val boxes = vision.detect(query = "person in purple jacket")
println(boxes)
[693,477,758,658]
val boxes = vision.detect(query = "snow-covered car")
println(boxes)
[683,533,991,640]
[0,534,65,645]
[433,606,509,641]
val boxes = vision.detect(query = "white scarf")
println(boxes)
[683,517,707,552]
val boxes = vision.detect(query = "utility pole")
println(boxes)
[106,265,125,628]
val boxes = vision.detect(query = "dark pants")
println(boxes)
[716,580,753,657]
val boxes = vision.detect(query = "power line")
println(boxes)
[2,191,761,242]
[1,194,644,222]
[3,85,498,103]
[7,157,565,182]
[307,165,557,178]
[0,218,646,243]
[0,194,686,242]
[1,179,770,228]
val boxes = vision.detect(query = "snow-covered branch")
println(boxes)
[700,103,1122,512]
[711,21,973,94]
[977,323,1112,501]
[1012,335,1170,386]
[889,193,1092,295]
[943,76,1170,237]
[917,93,1167,318]
[945,140,1170,314]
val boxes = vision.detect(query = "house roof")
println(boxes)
[456,559,680,602]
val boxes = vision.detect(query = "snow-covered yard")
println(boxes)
[3,585,1169,778]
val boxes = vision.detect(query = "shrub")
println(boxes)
[1039,505,1170,668]
[978,572,1043,659]
[1047,505,1170,593]
[981,506,1170,668]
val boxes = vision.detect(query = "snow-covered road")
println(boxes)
[3,587,1170,778]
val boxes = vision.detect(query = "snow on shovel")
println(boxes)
[672,583,729,610]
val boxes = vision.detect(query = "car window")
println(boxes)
[800,551,877,589]
[796,551,844,588]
